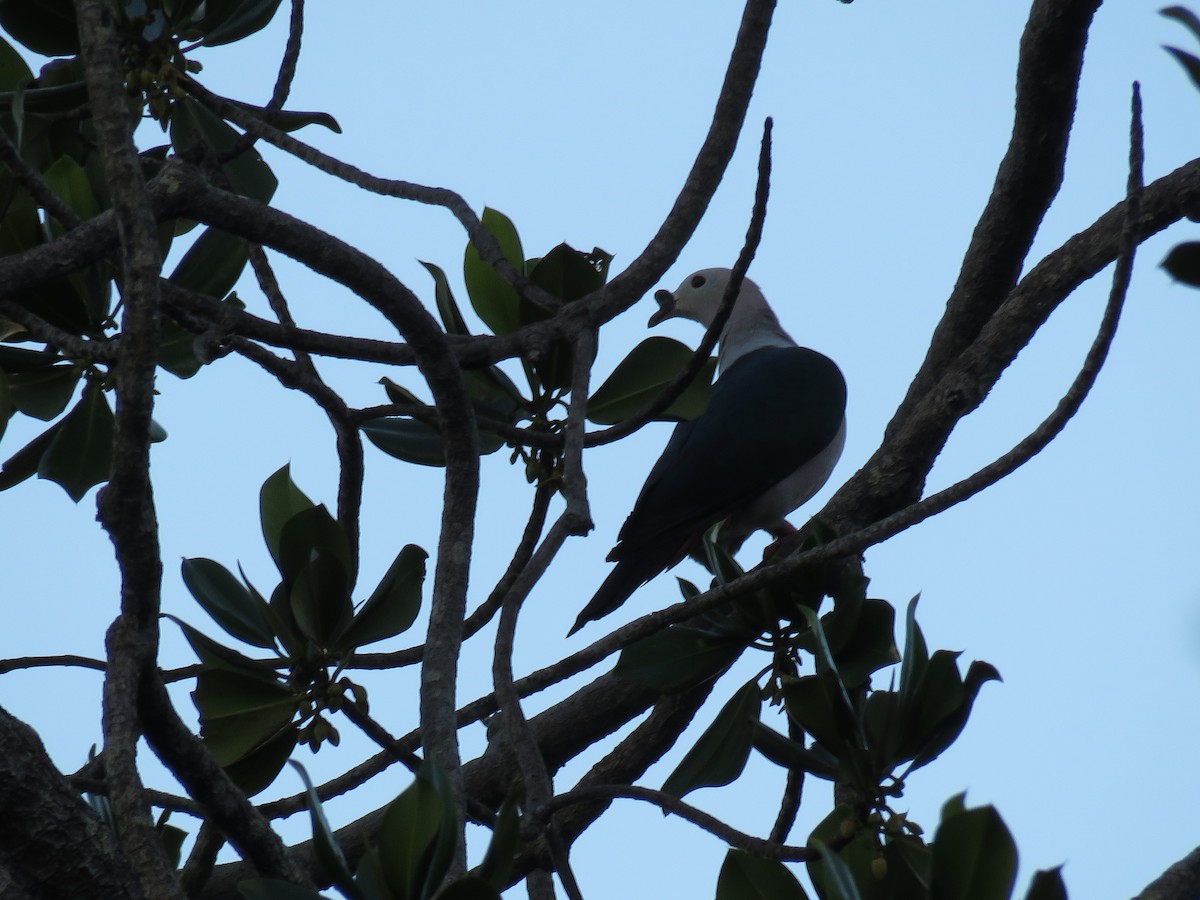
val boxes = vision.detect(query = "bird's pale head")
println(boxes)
[649,267,753,328]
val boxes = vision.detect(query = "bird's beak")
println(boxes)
[648,289,676,327]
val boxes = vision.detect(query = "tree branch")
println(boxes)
[74,0,179,893]
[892,0,1102,433]
[0,705,142,899]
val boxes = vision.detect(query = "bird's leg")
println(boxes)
[762,520,799,559]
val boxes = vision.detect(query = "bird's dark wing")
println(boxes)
[571,347,846,634]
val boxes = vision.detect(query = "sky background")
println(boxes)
[3,2,1200,898]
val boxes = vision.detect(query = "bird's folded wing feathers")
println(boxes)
[610,346,846,560]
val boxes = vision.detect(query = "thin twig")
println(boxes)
[243,248,366,565]
[560,327,596,533]
[177,75,558,315]
[549,785,811,862]
[0,654,107,674]
[0,127,82,230]
[585,116,774,449]
[768,716,805,844]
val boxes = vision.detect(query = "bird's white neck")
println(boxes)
[718,286,796,372]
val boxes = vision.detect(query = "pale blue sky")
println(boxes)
[3,3,1199,898]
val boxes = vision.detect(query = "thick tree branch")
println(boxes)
[0,706,142,899]
[892,0,1102,431]
[1134,847,1200,900]
[74,0,178,894]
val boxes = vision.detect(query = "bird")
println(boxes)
[569,267,847,635]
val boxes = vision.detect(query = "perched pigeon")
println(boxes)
[570,267,846,635]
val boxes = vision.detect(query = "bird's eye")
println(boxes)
[690,274,706,288]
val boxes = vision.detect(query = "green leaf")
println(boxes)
[524,243,611,393]
[941,792,968,821]
[378,768,446,899]
[463,207,527,335]
[201,0,285,46]
[793,607,861,745]
[1162,241,1200,287]
[171,96,278,202]
[165,614,277,677]
[0,34,33,89]
[222,723,298,797]
[0,419,61,490]
[7,364,79,419]
[37,381,112,501]
[781,674,854,760]
[0,345,62,373]
[0,0,79,56]
[417,760,459,900]
[193,667,297,720]
[930,804,1017,900]
[716,849,810,900]
[334,544,426,651]
[157,819,188,869]
[363,415,445,465]
[193,668,299,765]
[168,226,250,298]
[277,503,352,583]
[897,594,929,716]
[1024,867,1068,900]
[259,464,316,573]
[527,243,611,302]
[289,762,358,894]
[181,557,277,649]
[884,837,933,896]
[421,260,471,335]
[465,367,526,422]
[289,549,353,648]
[751,721,839,780]
[362,415,505,467]
[907,658,1000,773]
[809,840,865,900]
[587,337,717,424]
[702,523,745,585]
[42,154,101,221]
[614,625,747,693]
[477,797,520,890]
[1164,5,1200,42]
[229,99,342,134]
[1165,46,1200,95]
[825,598,900,688]
[661,679,761,800]
[353,848,389,899]
[158,316,205,379]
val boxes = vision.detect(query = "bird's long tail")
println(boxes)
[569,558,658,636]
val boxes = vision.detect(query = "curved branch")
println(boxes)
[594,0,777,321]
[584,116,774,449]
[892,0,1102,427]
[178,75,555,314]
